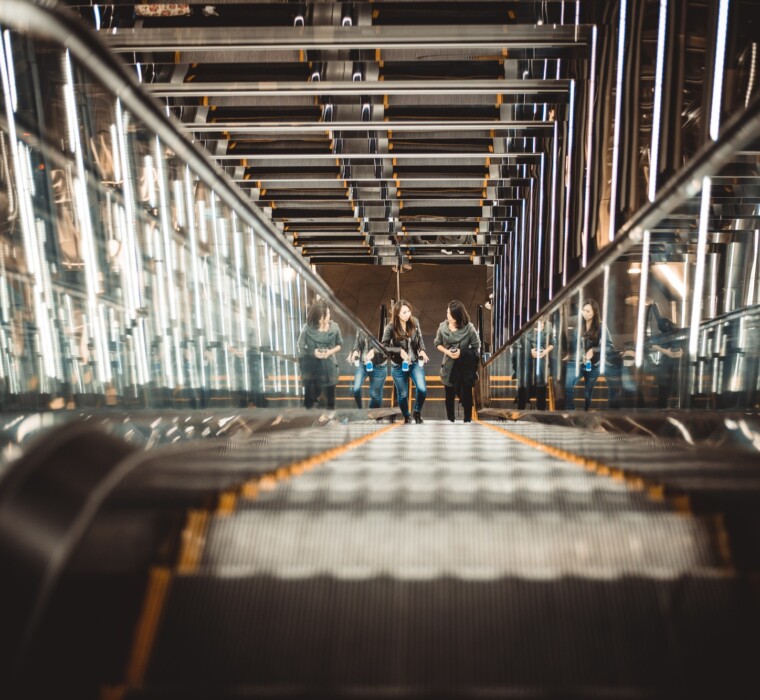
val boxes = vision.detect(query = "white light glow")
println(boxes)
[634,231,651,368]
[582,26,597,266]
[548,120,559,299]
[689,177,712,356]
[709,0,731,141]
[609,0,628,240]
[2,31,18,112]
[648,0,668,201]
[562,79,576,282]
[655,262,686,299]
[600,266,610,373]
[535,153,545,314]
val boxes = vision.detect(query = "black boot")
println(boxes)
[403,414,412,424]
[413,410,423,424]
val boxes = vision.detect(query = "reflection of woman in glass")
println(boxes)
[382,299,430,423]
[648,305,683,408]
[564,299,612,411]
[297,300,343,409]
[528,317,555,410]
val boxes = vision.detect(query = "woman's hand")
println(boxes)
[448,347,461,359]
[419,351,430,364]
[584,349,593,361]
[348,350,360,363]
[366,348,375,361]
[400,349,409,361]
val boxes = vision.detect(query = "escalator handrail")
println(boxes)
[0,422,139,669]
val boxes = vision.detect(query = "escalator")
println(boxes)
[1,413,759,698]
[1,3,760,698]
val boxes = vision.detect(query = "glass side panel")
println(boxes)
[0,31,367,411]
[482,150,760,412]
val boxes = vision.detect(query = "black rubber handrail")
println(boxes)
[0,422,138,673]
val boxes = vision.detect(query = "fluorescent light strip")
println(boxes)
[548,120,559,299]
[562,80,576,284]
[535,153,546,314]
[2,31,18,112]
[634,230,651,368]
[709,0,731,141]
[64,51,110,383]
[582,26,597,265]
[600,265,610,373]
[609,0,628,241]
[519,199,526,328]
[573,290,583,371]
[648,0,668,202]
[689,177,712,356]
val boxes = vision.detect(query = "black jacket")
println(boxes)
[449,346,479,395]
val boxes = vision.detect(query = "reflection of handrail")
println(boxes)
[485,86,760,367]
[0,0,375,341]
[661,303,760,339]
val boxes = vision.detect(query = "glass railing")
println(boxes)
[0,0,378,413]
[482,89,760,413]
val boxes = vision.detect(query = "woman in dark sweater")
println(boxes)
[297,299,343,409]
[434,300,481,422]
[381,299,430,423]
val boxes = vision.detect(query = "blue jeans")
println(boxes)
[565,362,600,411]
[352,363,388,408]
[390,362,427,417]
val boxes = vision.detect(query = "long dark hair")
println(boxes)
[448,300,470,329]
[391,299,414,341]
[581,298,601,342]
[306,299,329,328]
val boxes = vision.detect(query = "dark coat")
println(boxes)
[449,346,479,398]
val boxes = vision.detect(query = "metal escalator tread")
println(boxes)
[129,423,758,698]
[135,575,753,698]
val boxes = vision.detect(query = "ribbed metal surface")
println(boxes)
[135,422,756,698]
[497,422,760,498]
[117,422,388,499]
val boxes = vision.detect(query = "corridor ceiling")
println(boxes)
[84,1,591,266]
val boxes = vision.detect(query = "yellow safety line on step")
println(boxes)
[480,421,735,569]
[108,421,401,697]
[476,419,693,513]
[241,422,402,499]
[709,513,736,569]
[123,566,173,688]
[217,491,238,515]
[177,509,211,574]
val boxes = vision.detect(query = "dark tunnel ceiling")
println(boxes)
[96,1,592,266]
[84,0,599,266]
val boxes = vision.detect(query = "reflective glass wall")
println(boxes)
[482,0,760,413]
[483,151,760,412]
[0,10,368,411]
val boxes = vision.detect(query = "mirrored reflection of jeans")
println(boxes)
[352,363,388,408]
[390,362,426,417]
[564,362,600,411]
